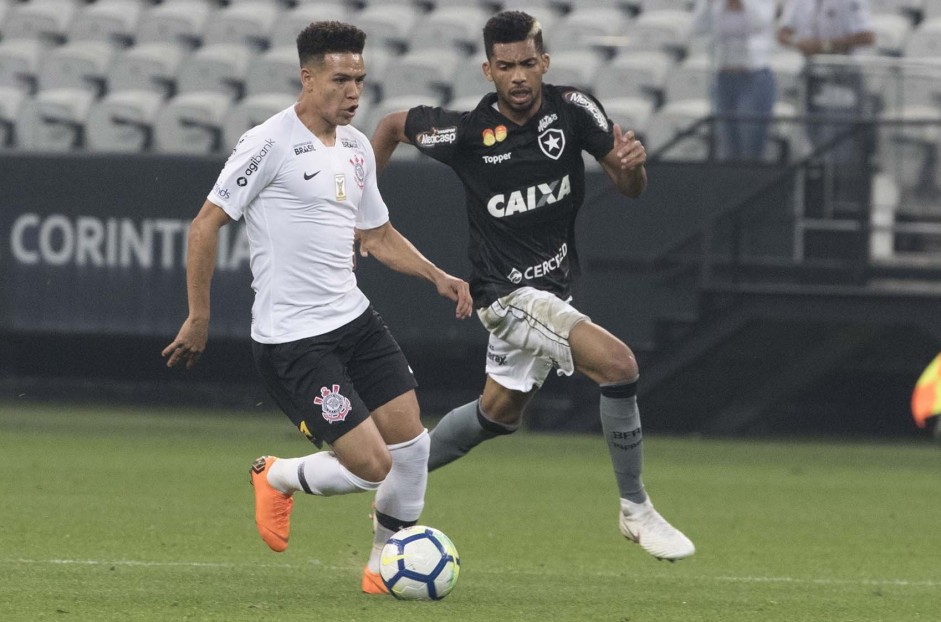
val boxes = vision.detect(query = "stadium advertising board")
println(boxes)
[0,154,252,337]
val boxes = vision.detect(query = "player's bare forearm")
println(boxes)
[616,164,647,198]
[184,214,220,322]
[357,222,472,318]
[162,201,229,369]
[371,111,411,173]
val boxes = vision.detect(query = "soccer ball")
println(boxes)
[379,525,460,600]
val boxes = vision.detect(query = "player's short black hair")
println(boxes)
[296,21,366,67]
[482,11,545,59]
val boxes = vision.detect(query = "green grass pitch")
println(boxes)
[1,402,938,621]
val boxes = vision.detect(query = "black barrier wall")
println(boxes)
[3,153,817,432]
[0,154,785,346]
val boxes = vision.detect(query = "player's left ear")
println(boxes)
[300,66,314,91]
[541,53,550,73]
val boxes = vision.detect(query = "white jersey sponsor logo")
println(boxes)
[486,175,571,218]
[564,91,608,130]
[416,126,457,146]
[537,113,558,133]
[483,153,511,164]
[523,243,568,280]
[244,139,276,176]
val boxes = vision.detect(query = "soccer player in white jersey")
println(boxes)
[371,11,694,561]
[162,21,472,595]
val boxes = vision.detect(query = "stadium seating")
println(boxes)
[153,90,233,154]
[222,91,296,149]
[645,98,712,161]
[447,94,483,112]
[0,38,46,93]
[868,0,923,19]
[868,171,901,259]
[663,52,712,103]
[904,17,941,58]
[624,8,693,58]
[135,0,212,50]
[0,0,935,171]
[0,85,26,147]
[878,103,941,190]
[378,48,460,101]
[0,0,76,44]
[543,49,603,93]
[176,43,253,100]
[38,41,115,95]
[867,13,913,56]
[86,88,164,152]
[924,0,941,19]
[602,96,656,138]
[549,7,629,55]
[245,46,301,97]
[409,6,490,55]
[593,50,675,106]
[0,0,10,30]
[202,2,280,51]
[269,3,349,49]
[638,0,694,11]
[106,42,184,97]
[354,4,419,53]
[357,93,443,151]
[16,86,95,150]
[447,54,489,103]
[68,0,143,48]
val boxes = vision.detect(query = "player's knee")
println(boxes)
[602,343,639,384]
[350,450,392,483]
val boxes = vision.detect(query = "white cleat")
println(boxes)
[619,498,695,561]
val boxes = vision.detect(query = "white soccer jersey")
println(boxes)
[208,106,390,344]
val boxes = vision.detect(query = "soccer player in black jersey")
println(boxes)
[371,10,694,561]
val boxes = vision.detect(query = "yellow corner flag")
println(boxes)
[911,353,941,429]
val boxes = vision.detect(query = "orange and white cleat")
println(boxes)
[361,566,389,595]
[249,456,293,553]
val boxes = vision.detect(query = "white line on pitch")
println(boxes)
[3,558,940,587]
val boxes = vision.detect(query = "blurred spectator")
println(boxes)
[777,0,875,215]
[776,0,876,151]
[776,0,875,59]
[692,0,778,161]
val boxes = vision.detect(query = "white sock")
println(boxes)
[367,430,430,572]
[267,452,380,496]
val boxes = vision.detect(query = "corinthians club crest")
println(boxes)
[538,128,565,160]
[314,384,351,423]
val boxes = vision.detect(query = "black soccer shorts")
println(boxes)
[252,306,418,447]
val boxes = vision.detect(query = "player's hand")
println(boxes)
[161,317,209,370]
[434,273,473,319]
[612,124,646,171]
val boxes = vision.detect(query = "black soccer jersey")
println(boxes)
[404,84,615,308]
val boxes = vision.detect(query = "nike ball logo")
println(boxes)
[304,171,319,180]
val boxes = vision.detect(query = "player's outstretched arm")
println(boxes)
[371,111,412,174]
[162,201,231,369]
[600,123,647,199]
[357,221,472,319]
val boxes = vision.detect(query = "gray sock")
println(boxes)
[600,382,647,504]
[428,400,517,471]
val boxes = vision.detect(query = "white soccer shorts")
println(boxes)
[477,287,589,393]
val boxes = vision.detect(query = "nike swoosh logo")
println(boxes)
[304,171,319,180]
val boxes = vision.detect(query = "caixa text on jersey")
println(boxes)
[486,175,571,218]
